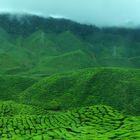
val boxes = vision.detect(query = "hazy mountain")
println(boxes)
[0,13,140,76]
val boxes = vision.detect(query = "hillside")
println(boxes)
[0,75,38,100]
[0,14,140,76]
[20,68,140,115]
[0,67,139,115]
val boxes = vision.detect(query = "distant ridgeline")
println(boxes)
[0,13,98,36]
[0,13,140,76]
[1,13,140,38]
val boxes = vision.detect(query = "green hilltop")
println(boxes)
[16,68,140,115]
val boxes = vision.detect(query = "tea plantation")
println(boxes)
[0,102,139,140]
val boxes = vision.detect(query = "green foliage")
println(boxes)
[0,104,139,139]
[0,101,48,116]
[0,75,38,101]
[0,14,140,139]
[21,68,140,115]
[0,15,140,75]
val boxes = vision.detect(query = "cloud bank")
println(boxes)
[0,0,140,27]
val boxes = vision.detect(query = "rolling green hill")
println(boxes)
[20,68,140,115]
[0,75,38,100]
[1,67,139,116]
[29,50,97,75]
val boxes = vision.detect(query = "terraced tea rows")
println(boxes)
[0,101,48,116]
[0,104,139,139]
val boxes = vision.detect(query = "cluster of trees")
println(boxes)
[0,13,140,41]
[0,13,140,39]
[0,13,99,37]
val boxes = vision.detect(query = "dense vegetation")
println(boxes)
[0,13,140,75]
[19,68,140,115]
[0,101,139,140]
[0,13,139,139]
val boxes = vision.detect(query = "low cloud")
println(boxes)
[0,0,140,27]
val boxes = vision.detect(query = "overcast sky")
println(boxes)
[0,0,140,27]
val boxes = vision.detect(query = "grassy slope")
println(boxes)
[0,29,140,76]
[0,30,37,74]
[29,50,97,75]
[20,68,140,115]
[0,75,38,101]
[0,30,97,76]
[1,67,139,116]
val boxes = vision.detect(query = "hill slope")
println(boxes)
[20,68,140,115]
[0,14,140,76]
[0,75,38,100]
